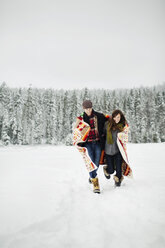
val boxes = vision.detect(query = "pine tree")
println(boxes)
[33,89,44,144]
[155,91,165,142]
[2,109,10,145]
[22,86,36,144]
[11,89,23,144]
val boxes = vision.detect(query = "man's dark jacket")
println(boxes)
[82,109,107,149]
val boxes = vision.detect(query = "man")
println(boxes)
[80,100,108,193]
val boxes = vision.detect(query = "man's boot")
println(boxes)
[91,177,100,194]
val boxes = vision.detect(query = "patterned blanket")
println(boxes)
[117,124,133,177]
[73,116,97,172]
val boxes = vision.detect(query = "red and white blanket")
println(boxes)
[117,124,133,177]
[73,116,97,172]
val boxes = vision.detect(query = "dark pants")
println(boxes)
[84,142,102,178]
[105,152,123,179]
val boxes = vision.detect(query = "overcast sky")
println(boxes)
[0,0,164,90]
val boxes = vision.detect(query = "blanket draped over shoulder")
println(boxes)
[117,124,133,177]
[73,116,98,172]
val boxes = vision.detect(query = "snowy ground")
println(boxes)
[0,143,165,248]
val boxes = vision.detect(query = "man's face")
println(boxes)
[84,108,92,116]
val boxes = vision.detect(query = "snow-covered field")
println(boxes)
[0,143,165,248]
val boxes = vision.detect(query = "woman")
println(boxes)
[103,109,132,187]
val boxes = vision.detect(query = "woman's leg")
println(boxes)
[105,154,115,174]
[114,152,123,179]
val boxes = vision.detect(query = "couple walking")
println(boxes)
[73,100,132,194]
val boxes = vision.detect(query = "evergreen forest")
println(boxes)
[0,82,164,146]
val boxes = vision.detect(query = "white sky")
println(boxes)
[0,0,164,90]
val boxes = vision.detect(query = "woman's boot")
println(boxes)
[103,165,110,179]
[113,175,124,187]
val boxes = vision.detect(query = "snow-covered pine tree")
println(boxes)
[65,90,78,145]
[139,88,148,143]
[33,89,44,144]
[127,89,136,142]
[155,91,165,142]
[43,89,56,144]
[134,88,142,143]
[63,90,71,145]
[106,91,113,114]
[0,83,11,145]
[58,90,65,143]
[83,87,90,101]
[146,88,160,143]
[1,109,10,145]
[22,86,36,145]
[11,88,23,144]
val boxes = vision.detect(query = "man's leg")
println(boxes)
[94,142,102,168]
[84,143,97,178]
[89,142,101,178]
[85,142,100,193]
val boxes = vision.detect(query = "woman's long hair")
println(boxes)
[108,109,127,131]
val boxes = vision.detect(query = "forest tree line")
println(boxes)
[0,82,164,145]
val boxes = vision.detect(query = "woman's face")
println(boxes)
[113,113,121,124]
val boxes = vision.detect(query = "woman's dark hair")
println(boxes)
[108,109,127,130]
